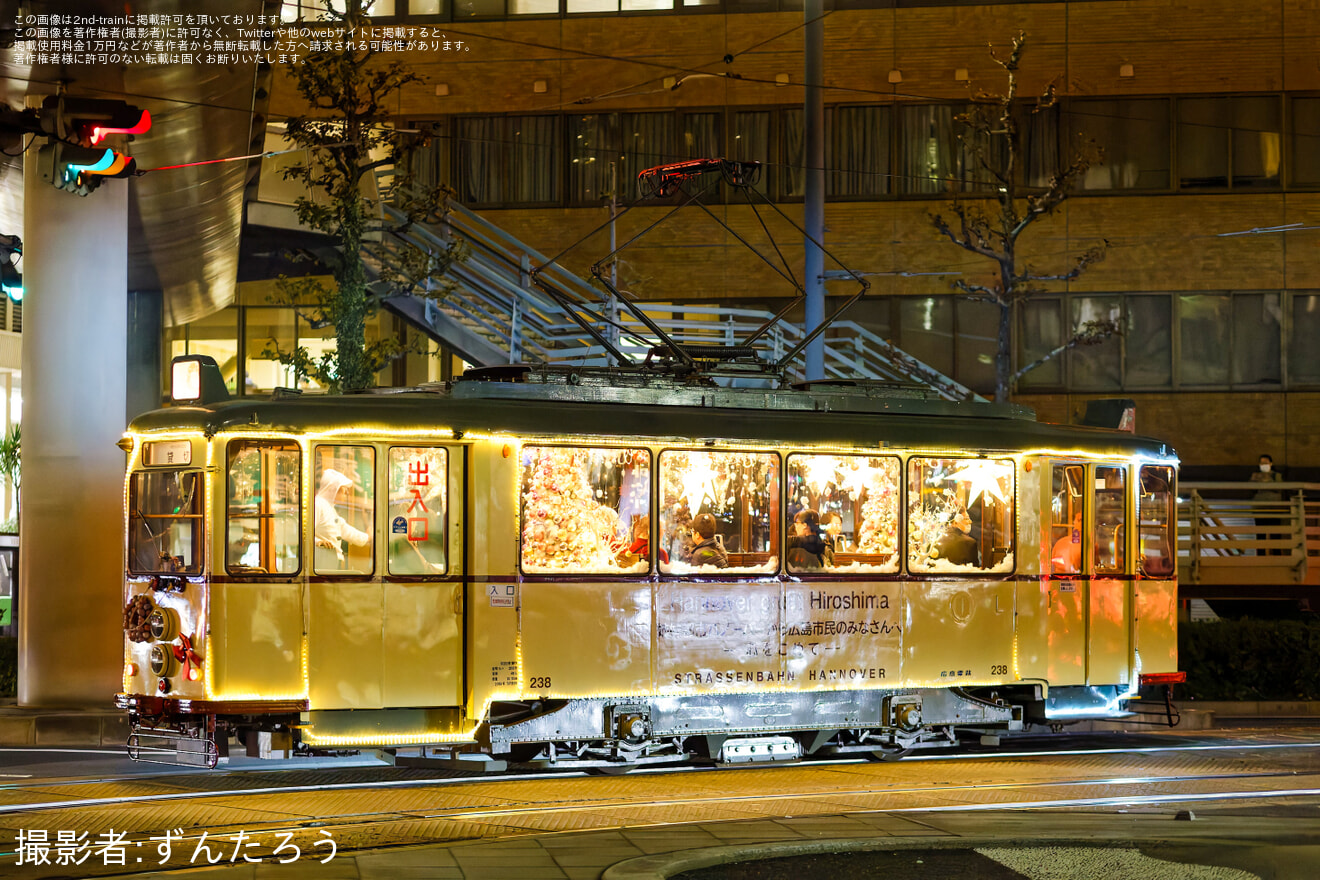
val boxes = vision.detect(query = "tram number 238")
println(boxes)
[990,664,1009,676]
[528,676,553,690]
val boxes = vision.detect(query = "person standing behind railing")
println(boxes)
[1251,453,1284,556]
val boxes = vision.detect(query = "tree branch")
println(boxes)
[1012,318,1121,384]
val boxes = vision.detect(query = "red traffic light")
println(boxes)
[88,108,150,145]
[39,96,151,145]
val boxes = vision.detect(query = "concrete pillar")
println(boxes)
[19,154,128,706]
[3,370,12,519]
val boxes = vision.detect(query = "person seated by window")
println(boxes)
[315,468,369,568]
[1051,512,1083,574]
[687,513,728,569]
[617,514,668,567]
[933,508,979,566]
[819,510,844,558]
[787,508,830,570]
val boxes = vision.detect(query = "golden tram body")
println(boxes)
[118,362,1180,769]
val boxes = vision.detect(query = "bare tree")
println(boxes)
[931,32,1117,403]
[267,0,462,393]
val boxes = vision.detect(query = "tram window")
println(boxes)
[1094,465,1127,575]
[785,453,900,574]
[1049,464,1086,575]
[659,449,779,575]
[388,447,447,576]
[520,445,652,574]
[907,457,1015,573]
[313,446,375,576]
[226,440,301,575]
[1139,465,1176,577]
[129,471,203,573]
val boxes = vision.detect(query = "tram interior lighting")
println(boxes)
[171,355,229,405]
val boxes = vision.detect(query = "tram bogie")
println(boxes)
[117,360,1180,769]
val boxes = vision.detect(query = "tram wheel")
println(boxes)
[864,747,911,762]
[585,764,635,776]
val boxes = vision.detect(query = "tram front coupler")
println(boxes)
[126,712,222,769]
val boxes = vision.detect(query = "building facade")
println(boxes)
[209,0,1320,471]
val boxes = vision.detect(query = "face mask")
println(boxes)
[1260,464,1271,473]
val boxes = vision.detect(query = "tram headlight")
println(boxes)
[149,644,180,678]
[148,608,181,642]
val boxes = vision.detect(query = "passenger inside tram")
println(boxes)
[617,514,668,567]
[820,510,844,553]
[687,513,729,568]
[786,508,830,570]
[314,467,370,570]
[1051,511,1083,573]
[933,508,979,566]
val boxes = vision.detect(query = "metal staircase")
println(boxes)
[364,188,980,401]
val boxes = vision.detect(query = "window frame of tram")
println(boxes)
[657,448,780,576]
[905,456,1016,575]
[1047,463,1086,577]
[1138,465,1177,579]
[128,467,205,575]
[783,452,901,575]
[1092,464,1128,576]
[225,439,302,576]
[312,445,376,577]
[387,446,450,576]
[518,444,655,576]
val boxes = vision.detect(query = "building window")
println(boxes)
[731,110,771,199]
[1069,98,1170,190]
[828,106,891,197]
[1230,292,1283,386]
[1024,103,1060,187]
[1177,293,1231,387]
[897,103,1002,195]
[1177,96,1281,189]
[1017,299,1064,390]
[456,115,561,205]
[1291,97,1320,186]
[1070,295,1122,390]
[1124,294,1173,388]
[1290,292,1320,384]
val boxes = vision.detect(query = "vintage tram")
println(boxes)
[118,356,1180,769]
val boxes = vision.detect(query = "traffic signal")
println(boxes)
[36,140,136,195]
[38,95,150,144]
[35,96,148,195]
[0,234,20,302]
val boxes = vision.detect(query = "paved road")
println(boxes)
[0,728,1317,879]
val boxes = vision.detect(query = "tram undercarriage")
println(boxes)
[121,681,1178,771]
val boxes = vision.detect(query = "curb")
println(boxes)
[0,708,128,748]
[599,835,1212,880]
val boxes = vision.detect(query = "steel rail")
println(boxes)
[2,739,1319,818]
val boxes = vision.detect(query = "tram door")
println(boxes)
[1088,464,1131,686]
[307,444,464,709]
[1045,463,1087,684]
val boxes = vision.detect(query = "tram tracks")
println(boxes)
[1,738,1318,827]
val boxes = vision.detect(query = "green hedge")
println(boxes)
[0,636,14,698]
[1179,619,1320,701]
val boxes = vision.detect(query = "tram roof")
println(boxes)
[130,369,1176,462]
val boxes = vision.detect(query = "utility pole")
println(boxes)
[803,0,825,380]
